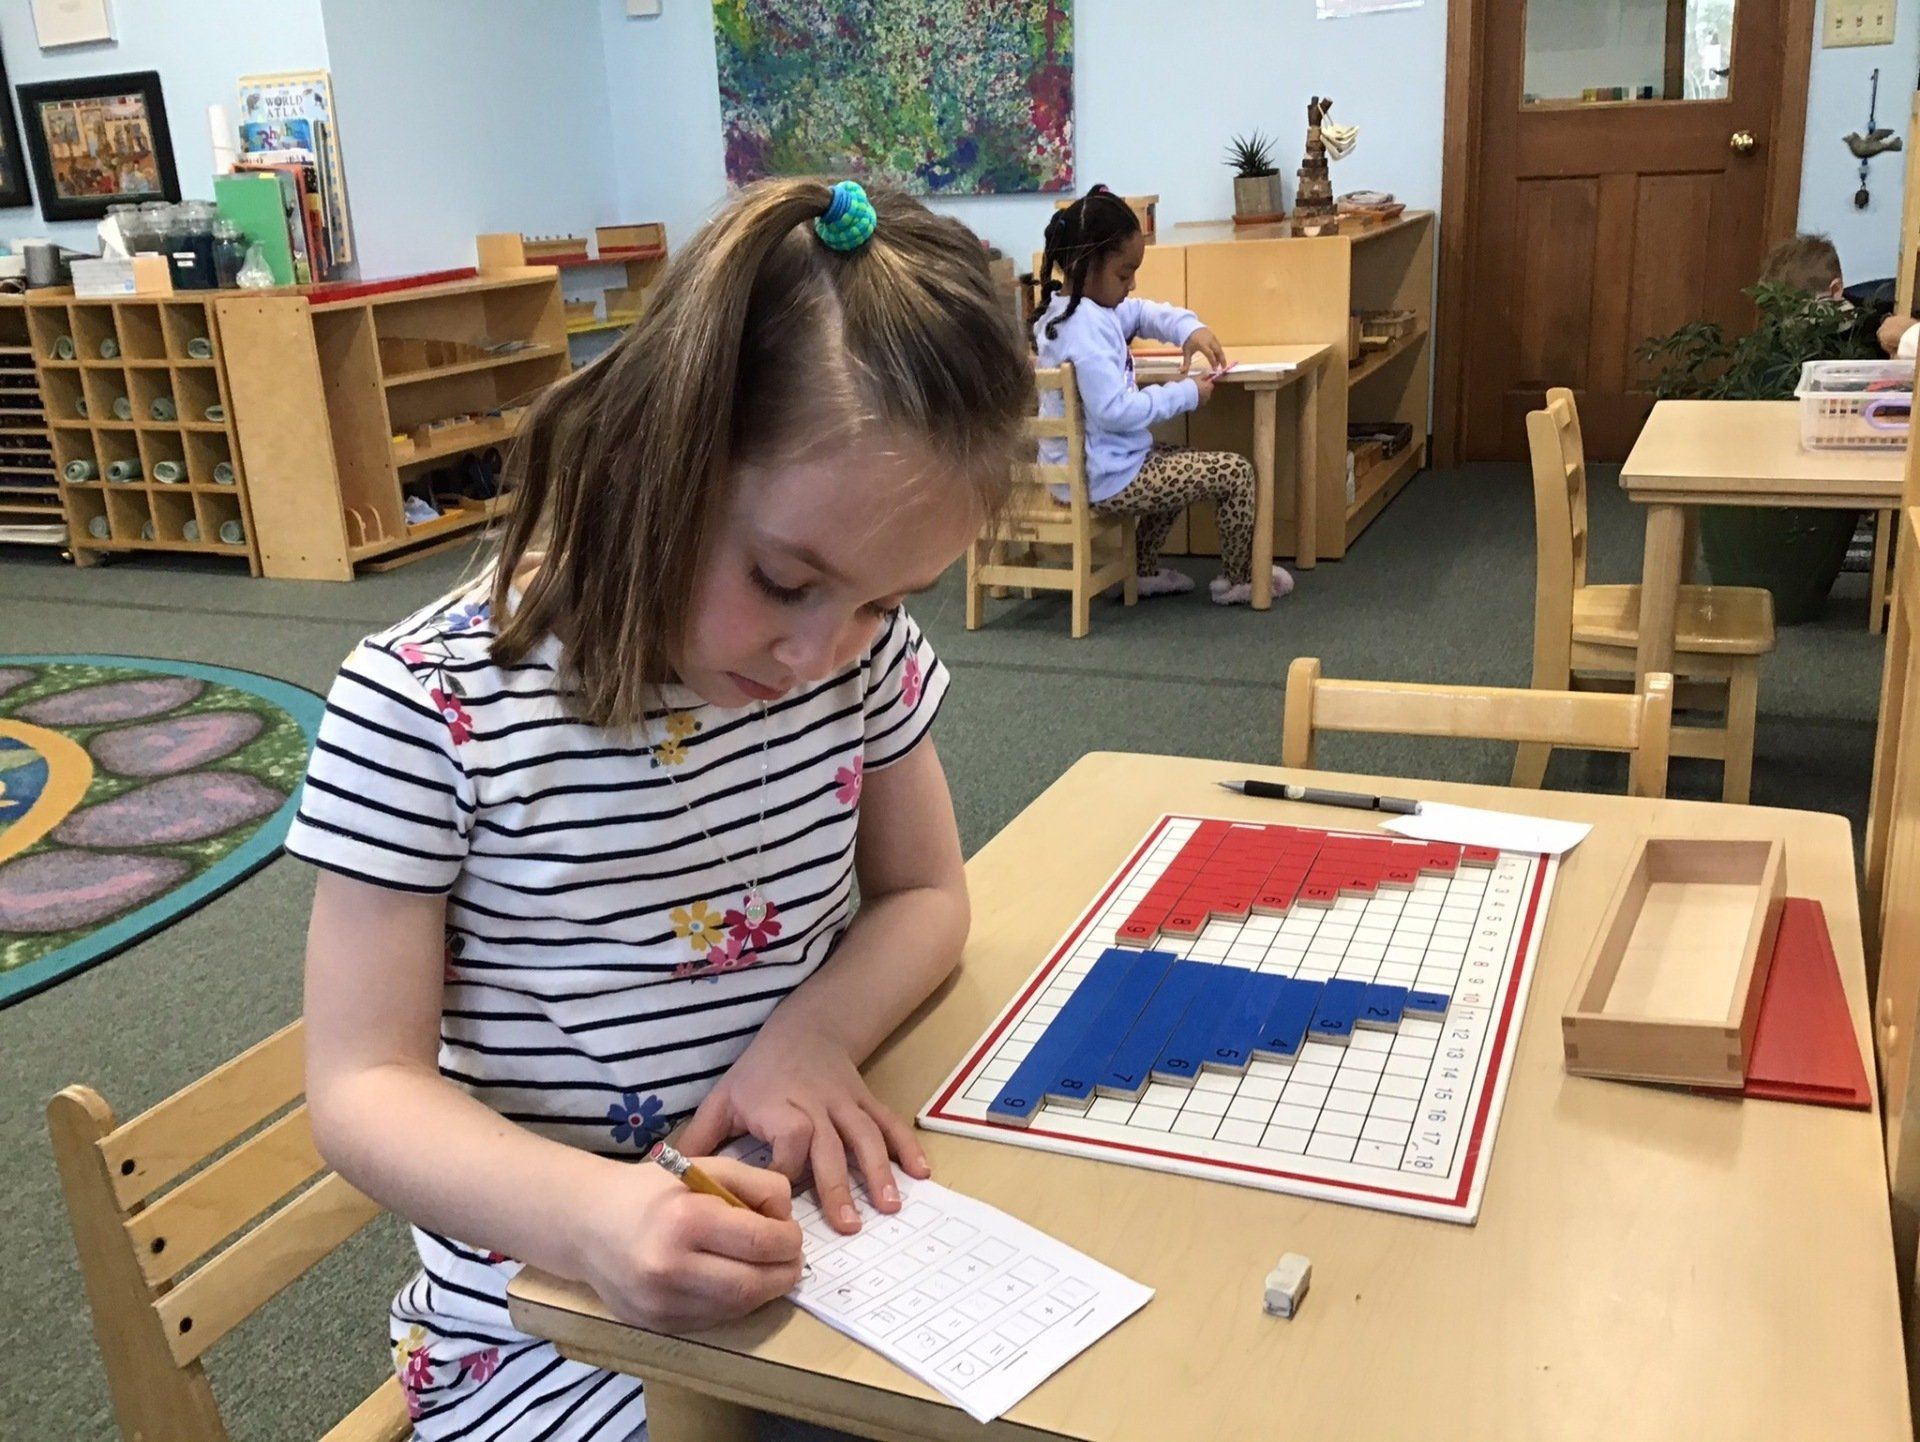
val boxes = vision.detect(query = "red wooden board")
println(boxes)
[1743,898,1872,1110]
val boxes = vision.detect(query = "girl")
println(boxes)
[1034,186,1293,606]
[292,179,1033,1440]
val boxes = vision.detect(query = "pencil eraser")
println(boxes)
[1264,1252,1311,1318]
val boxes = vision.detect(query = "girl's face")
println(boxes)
[1083,231,1146,309]
[675,436,978,708]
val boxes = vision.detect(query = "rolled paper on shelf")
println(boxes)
[204,403,226,423]
[111,395,133,422]
[64,459,97,481]
[99,337,119,360]
[150,395,177,421]
[53,335,75,360]
[74,397,88,418]
[106,458,142,482]
[218,518,244,546]
[139,519,154,541]
[186,336,214,360]
[152,459,185,484]
[86,514,109,539]
[182,518,200,543]
[212,460,235,485]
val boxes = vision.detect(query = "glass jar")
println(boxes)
[105,202,140,255]
[132,201,174,255]
[168,200,216,290]
[212,219,247,288]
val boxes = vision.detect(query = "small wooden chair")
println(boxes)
[1284,656,1675,799]
[966,362,1138,638]
[1513,387,1774,803]
[47,1020,407,1442]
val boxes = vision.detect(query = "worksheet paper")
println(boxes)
[1384,801,1591,857]
[724,1140,1152,1423]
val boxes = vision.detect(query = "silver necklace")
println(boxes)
[650,700,774,931]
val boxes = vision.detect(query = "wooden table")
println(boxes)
[1621,400,1905,684]
[1136,343,1330,587]
[510,753,1908,1442]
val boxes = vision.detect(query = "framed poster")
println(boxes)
[0,50,33,209]
[16,70,177,222]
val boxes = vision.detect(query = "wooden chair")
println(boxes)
[1513,387,1774,803]
[966,362,1138,638]
[47,1020,407,1442]
[1284,656,1675,799]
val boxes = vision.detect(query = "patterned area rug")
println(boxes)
[0,656,322,1007]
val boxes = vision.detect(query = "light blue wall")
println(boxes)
[1799,0,1920,282]
[322,0,617,275]
[0,0,331,254]
[601,0,1920,285]
[599,0,1448,263]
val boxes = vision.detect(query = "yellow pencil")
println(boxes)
[647,1140,749,1209]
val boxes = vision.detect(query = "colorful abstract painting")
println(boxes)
[0,657,322,1006]
[714,0,1073,195]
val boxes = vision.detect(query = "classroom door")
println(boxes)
[1458,0,1799,461]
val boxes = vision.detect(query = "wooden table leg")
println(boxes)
[1294,363,1319,570]
[643,1376,760,1442]
[1251,385,1276,609]
[1636,503,1688,687]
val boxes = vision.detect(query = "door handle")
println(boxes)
[1729,130,1756,155]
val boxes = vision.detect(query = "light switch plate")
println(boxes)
[626,0,662,15]
[1825,0,1896,47]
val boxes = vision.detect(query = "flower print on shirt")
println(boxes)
[670,899,722,951]
[606,1091,664,1147]
[430,688,472,745]
[835,754,864,807]
[725,894,781,950]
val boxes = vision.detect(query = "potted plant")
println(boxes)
[1225,131,1284,224]
[1638,282,1886,623]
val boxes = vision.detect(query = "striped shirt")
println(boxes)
[287,585,948,1440]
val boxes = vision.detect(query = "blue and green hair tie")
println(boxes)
[814,180,877,252]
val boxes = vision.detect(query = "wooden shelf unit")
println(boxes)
[1124,211,1434,562]
[32,294,260,572]
[479,224,665,359]
[0,298,60,544]
[218,267,568,579]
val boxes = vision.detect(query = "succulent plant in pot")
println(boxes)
[1226,131,1285,223]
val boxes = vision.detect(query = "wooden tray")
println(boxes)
[1562,836,1785,1089]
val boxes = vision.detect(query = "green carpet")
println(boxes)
[0,462,1884,1438]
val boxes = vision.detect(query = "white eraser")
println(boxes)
[1263,1252,1312,1318]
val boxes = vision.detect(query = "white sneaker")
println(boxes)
[1211,565,1296,606]
[1136,567,1195,597]
[403,495,442,525]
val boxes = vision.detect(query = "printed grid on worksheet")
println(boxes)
[924,817,1551,1220]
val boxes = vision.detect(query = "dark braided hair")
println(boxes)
[1037,184,1142,341]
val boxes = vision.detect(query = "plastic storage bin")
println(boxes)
[1796,359,1913,450]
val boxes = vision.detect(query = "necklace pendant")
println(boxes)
[740,891,769,926]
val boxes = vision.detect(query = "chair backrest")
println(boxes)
[47,1020,398,1442]
[1020,362,1089,519]
[1282,656,1675,798]
[1526,387,1592,652]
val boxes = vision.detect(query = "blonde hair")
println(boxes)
[490,179,1033,728]
[1759,233,1842,296]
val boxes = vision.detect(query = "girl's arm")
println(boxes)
[1120,296,1204,348]
[677,737,966,1231]
[1070,338,1200,431]
[303,870,803,1331]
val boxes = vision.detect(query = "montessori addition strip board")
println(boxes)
[920,816,1559,1224]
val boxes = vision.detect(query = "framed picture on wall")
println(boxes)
[16,70,178,221]
[0,51,34,209]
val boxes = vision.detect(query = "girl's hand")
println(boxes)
[572,1155,803,1333]
[676,1019,930,1234]
[1183,326,1227,373]
[1879,314,1916,357]
[1192,370,1217,405]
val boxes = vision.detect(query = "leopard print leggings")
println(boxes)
[1091,444,1256,582]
